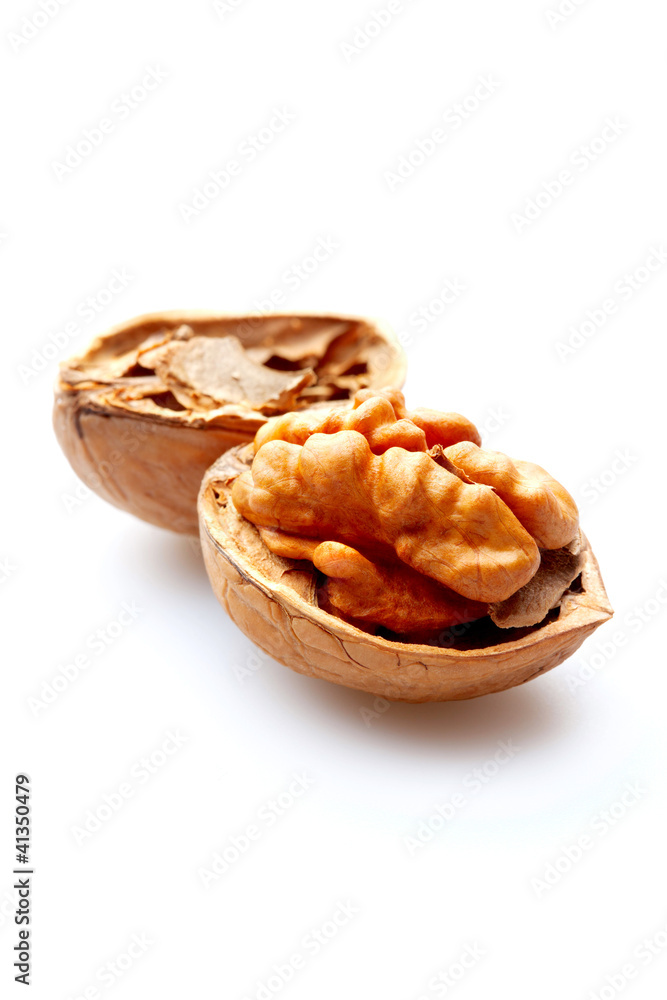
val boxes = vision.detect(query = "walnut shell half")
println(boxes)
[198,447,613,703]
[53,311,406,534]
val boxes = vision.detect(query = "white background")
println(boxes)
[2,1,666,998]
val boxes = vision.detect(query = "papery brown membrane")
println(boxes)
[53,311,406,533]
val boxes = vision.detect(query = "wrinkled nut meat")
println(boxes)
[199,389,613,702]
[53,311,406,533]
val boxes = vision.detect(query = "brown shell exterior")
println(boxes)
[53,311,407,534]
[198,448,614,703]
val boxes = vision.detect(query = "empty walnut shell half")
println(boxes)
[53,311,406,533]
[198,443,613,703]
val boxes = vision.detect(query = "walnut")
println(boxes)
[231,431,541,603]
[198,390,613,702]
[444,441,579,549]
[53,311,406,533]
[253,387,481,454]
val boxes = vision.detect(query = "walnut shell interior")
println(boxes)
[53,311,406,533]
[198,446,613,703]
